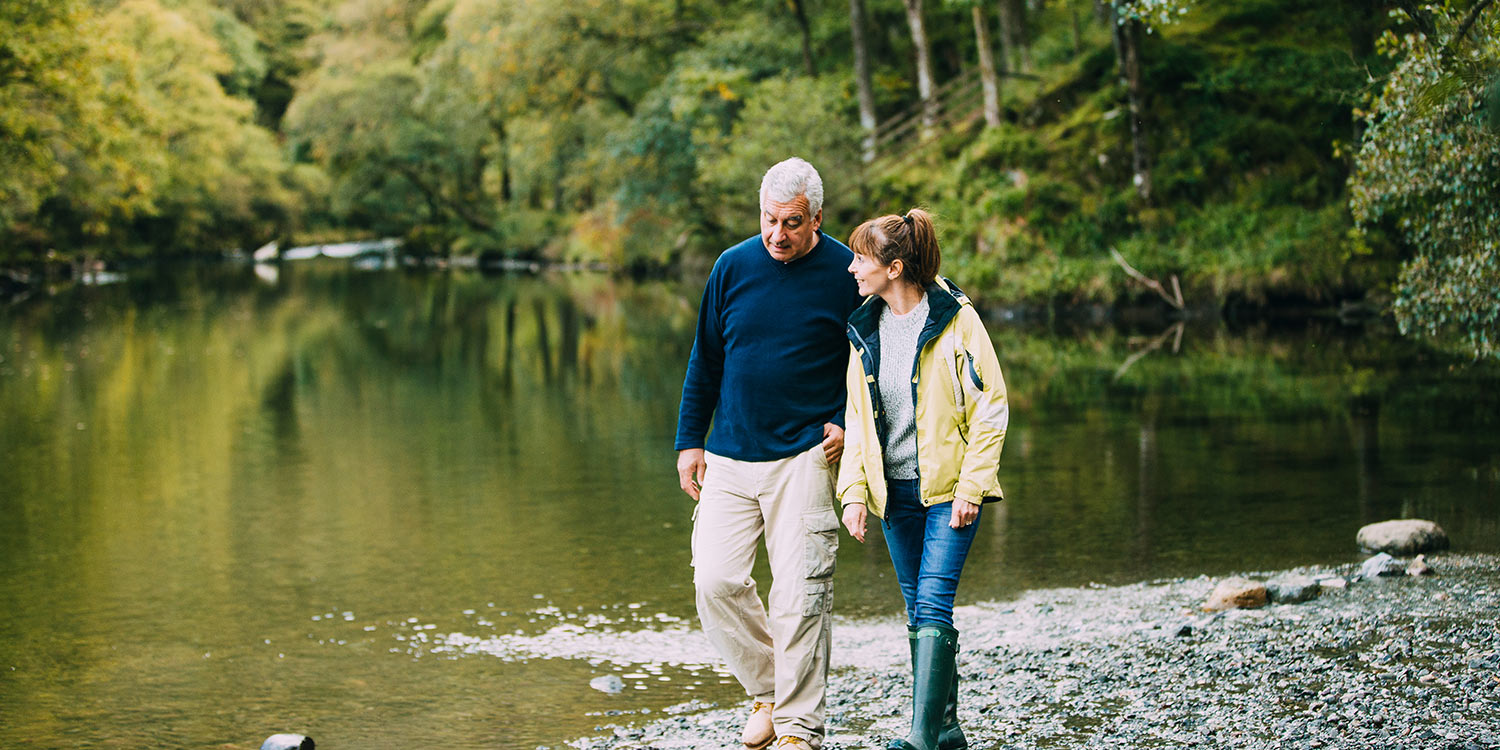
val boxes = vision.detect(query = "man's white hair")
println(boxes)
[759,158,824,217]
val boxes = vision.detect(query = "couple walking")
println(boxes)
[675,158,1009,749]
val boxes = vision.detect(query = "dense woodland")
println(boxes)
[2,0,1497,354]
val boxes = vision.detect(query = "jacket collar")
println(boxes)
[847,277,969,342]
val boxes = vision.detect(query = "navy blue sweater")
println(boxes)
[675,232,864,461]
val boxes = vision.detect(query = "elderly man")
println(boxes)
[675,158,863,750]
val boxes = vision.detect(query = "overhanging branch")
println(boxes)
[1109,248,1184,310]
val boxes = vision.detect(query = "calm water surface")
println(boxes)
[1,263,1497,748]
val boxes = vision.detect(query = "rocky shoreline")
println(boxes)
[560,553,1499,750]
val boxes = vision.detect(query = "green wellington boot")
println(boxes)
[897,627,968,749]
[887,625,964,750]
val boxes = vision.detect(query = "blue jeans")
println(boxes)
[881,478,981,629]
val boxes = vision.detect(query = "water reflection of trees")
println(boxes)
[275,267,696,397]
[5,270,1499,616]
[0,265,703,587]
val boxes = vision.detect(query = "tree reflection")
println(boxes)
[1347,394,1381,523]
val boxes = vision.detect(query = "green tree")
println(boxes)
[901,0,939,134]
[850,0,877,161]
[286,0,698,252]
[214,0,334,127]
[695,74,862,232]
[0,0,155,247]
[607,15,803,240]
[1350,2,1500,357]
[98,0,303,249]
[3,0,311,256]
[284,0,480,240]
[1108,0,1191,201]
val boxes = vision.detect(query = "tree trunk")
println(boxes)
[1345,0,1378,149]
[850,0,878,162]
[552,148,565,211]
[972,4,1001,128]
[491,115,512,204]
[791,0,816,77]
[1111,3,1151,201]
[533,299,553,382]
[389,162,493,232]
[902,0,937,136]
[1444,0,1496,60]
[1346,0,1376,59]
[998,0,1031,73]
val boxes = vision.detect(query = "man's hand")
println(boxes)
[949,498,980,529]
[821,423,845,464]
[677,449,706,501]
[841,503,867,543]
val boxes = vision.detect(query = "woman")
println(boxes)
[837,208,1008,750]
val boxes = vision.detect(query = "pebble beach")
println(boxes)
[559,553,1500,750]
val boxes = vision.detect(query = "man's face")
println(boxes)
[760,195,822,263]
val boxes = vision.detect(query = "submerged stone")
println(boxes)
[261,734,314,750]
[591,674,626,694]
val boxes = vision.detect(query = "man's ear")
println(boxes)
[812,209,823,231]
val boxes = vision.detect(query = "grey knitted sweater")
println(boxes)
[877,294,928,479]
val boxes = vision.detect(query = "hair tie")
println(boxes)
[902,213,914,226]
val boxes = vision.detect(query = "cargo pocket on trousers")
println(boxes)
[803,580,833,616]
[802,511,839,616]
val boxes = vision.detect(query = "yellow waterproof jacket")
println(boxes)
[836,278,1008,517]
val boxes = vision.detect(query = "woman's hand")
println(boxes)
[841,503,867,543]
[949,498,980,529]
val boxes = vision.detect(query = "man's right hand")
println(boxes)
[677,448,706,501]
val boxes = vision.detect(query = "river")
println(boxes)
[1,261,1497,748]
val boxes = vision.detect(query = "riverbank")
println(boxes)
[559,553,1499,750]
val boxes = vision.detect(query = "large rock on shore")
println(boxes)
[1203,578,1268,611]
[1357,519,1449,555]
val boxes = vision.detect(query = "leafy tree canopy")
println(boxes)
[1350,2,1500,358]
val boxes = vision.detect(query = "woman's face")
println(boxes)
[848,250,898,298]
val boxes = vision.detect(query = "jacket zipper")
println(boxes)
[848,323,893,521]
[908,317,945,509]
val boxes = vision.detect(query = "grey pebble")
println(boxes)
[568,553,1500,750]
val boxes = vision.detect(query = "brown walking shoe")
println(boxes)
[774,737,811,749]
[741,701,774,750]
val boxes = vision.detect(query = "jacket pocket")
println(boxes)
[965,349,986,391]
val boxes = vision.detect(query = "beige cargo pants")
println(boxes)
[692,444,839,748]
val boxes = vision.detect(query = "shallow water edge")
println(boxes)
[560,553,1500,750]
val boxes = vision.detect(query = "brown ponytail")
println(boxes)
[848,207,941,286]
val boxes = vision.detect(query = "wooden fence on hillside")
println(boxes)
[865,67,1042,176]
